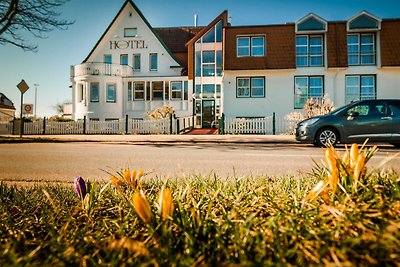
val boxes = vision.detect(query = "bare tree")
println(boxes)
[0,0,74,52]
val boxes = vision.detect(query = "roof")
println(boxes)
[83,0,183,66]
[0,93,16,110]
[153,27,204,53]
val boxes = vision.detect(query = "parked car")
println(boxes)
[295,99,400,147]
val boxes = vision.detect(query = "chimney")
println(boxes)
[194,14,198,27]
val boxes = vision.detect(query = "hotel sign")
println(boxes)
[109,40,148,50]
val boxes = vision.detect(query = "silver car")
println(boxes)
[295,99,400,147]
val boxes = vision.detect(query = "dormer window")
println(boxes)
[295,14,327,67]
[347,12,380,66]
[124,28,137,37]
[347,11,381,32]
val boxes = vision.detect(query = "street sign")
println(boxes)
[17,79,29,94]
[23,104,33,114]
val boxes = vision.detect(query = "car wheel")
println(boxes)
[315,128,339,147]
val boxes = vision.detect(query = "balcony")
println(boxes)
[71,62,134,78]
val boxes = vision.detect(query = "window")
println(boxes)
[237,36,265,57]
[203,84,215,98]
[171,82,182,100]
[120,54,128,65]
[152,81,163,100]
[124,28,137,37]
[106,84,116,103]
[296,35,324,67]
[195,51,201,77]
[345,75,376,104]
[202,51,215,77]
[104,55,112,64]
[134,81,145,100]
[90,83,99,102]
[149,53,158,71]
[133,54,141,71]
[202,27,215,43]
[77,84,84,102]
[184,81,188,100]
[294,76,323,109]
[236,77,265,98]
[216,21,223,42]
[347,33,375,65]
[216,50,223,76]
[127,82,133,101]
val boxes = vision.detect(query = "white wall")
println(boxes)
[223,66,400,119]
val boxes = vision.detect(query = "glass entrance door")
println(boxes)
[202,100,215,128]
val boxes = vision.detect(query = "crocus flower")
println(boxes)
[159,187,174,221]
[132,192,153,224]
[74,176,87,200]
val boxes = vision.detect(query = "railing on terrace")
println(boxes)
[71,62,134,78]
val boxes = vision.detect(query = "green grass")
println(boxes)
[1,172,399,266]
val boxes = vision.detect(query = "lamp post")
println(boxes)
[34,83,39,118]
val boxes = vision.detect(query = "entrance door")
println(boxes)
[202,100,215,128]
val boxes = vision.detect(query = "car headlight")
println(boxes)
[302,117,319,127]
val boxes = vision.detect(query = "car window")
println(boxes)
[347,103,388,117]
[347,105,369,116]
[389,102,400,115]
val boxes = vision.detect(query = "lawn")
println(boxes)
[1,145,399,266]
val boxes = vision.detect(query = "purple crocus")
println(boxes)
[74,176,87,200]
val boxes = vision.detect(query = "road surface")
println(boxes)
[0,142,399,182]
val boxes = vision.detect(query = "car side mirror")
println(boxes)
[347,111,359,120]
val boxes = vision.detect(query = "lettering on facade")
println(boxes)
[109,40,148,50]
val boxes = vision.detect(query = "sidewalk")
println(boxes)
[0,134,298,144]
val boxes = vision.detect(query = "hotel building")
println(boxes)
[70,0,400,128]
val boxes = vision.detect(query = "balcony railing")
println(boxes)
[71,62,134,78]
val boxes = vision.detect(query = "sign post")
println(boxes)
[17,79,29,138]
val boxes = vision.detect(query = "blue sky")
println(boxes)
[1,0,399,117]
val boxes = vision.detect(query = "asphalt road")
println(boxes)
[0,142,399,182]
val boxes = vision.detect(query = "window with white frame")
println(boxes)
[296,35,324,67]
[347,33,375,65]
[120,54,128,65]
[124,28,137,37]
[152,81,163,100]
[134,81,145,100]
[127,82,133,101]
[237,36,265,57]
[133,54,141,71]
[171,82,182,100]
[345,75,376,104]
[90,83,99,102]
[106,84,116,103]
[202,51,215,77]
[149,53,158,71]
[104,55,112,64]
[294,76,323,108]
[236,77,265,98]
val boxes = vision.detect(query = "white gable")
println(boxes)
[85,2,181,77]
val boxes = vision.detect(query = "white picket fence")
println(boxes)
[0,118,171,135]
[224,116,301,135]
[0,122,12,134]
[129,118,170,134]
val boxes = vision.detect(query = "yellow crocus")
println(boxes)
[110,175,123,187]
[353,153,366,183]
[350,143,359,169]
[159,187,174,221]
[133,192,153,224]
[305,179,329,202]
[123,169,131,184]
